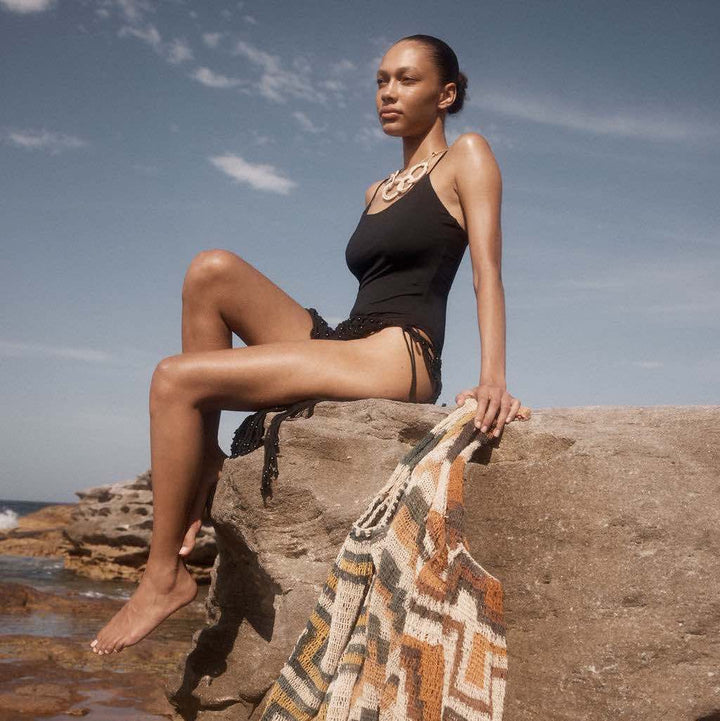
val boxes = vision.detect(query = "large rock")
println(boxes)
[166,400,720,721]
[0,504,73,557]
[64,469,216,582]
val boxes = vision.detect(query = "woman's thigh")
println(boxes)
[182,249,315,346]
[153,327,435,411]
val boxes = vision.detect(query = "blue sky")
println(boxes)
[1,0,718,501]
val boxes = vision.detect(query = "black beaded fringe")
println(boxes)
[229,307,443,501]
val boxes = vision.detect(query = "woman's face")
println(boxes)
[376,41,452,137]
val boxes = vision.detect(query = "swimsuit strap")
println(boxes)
[426,148,449,175]
[364,177,390,211]
[401,326,442,404]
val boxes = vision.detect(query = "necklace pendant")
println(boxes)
[379,148,446,203]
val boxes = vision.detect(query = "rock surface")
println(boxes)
[166,400,720,721]
[0,582,208,721]
[64,469,217,582]
[0,504,73,557]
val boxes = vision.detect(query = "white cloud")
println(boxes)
[354,125,387,148]
[114,0,152,23]
[556,254,720,318]
[202,32,222,49]
[166,37,193,64]
[243,14,257,25]
[118,23,161,50]
[629,360,664,369]
[95,0,154,23]
[334,58,356,73]
[292,111,323,134]
[3,128,88,154]
[0,341,112,363]
[0,340,156,368]
[232,39,328,104]
[133,162,160,176]
[118,24,192,65]
[209,154,296,194]
[190,66,244,89]
[473,90,718,142]
[0,0,53,12]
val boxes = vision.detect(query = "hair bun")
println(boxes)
[449,70,468,115]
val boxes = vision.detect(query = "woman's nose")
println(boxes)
[381,82,397,102]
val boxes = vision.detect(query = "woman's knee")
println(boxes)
[149,355,193,411]
[182,249,243,302]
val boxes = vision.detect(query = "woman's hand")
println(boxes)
[454,383,529,438]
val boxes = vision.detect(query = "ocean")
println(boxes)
[0,498,62,530]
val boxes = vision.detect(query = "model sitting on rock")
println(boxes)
[90,33,524,655]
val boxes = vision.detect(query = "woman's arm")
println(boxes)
[453,133,521,436]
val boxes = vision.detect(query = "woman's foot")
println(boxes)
[178,448,228,558]
[89,561,197,654]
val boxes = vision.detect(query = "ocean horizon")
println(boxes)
[0,498,73,531]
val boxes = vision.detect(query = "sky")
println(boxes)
[1,0,718,502]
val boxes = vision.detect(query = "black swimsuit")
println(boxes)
[230,149,469,499]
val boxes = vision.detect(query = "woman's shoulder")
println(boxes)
[445,132,502,183]
[447,132,498,164]
[363,177,386,207]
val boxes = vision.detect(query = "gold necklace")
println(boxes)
[381,148,448,202]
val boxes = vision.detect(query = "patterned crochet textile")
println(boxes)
[258,396,507,721]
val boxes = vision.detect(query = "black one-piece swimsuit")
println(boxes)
[231,149,468,499]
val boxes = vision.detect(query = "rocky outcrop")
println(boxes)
[0,504,73,557]
[0,582,208,720]
[64,470,216,582]
[166,400,720,721]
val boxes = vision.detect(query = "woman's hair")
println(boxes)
[397,34,468,115]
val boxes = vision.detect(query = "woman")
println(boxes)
[90,34,523,655]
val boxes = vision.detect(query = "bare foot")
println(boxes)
[179,448,227,558]
[89,562,197,654]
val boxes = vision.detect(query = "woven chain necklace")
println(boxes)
[381,148,449,202]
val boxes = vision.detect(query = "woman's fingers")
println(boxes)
[179,518,201,557]
[506,397,522,423]
[516,405,532,420]
[454,388,476,406]
[491,396,514,437]
[480,397,501,432]
[474,394,490,428]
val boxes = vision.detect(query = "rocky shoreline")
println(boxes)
[0,472,218,720]
[0,580,207,719]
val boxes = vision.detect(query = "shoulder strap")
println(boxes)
[365,177,388,211]
[427,148,449,175]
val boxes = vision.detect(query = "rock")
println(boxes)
[0,504,73,557]
[165,400,720,721]
[63,469,216,583]
[0,638,194,720]
[0,681,75,718]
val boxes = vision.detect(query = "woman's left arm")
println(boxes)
[452,133,524,437]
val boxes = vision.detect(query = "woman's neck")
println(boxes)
[401,121,448,169]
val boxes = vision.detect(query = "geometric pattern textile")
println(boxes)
[258,396,507,721]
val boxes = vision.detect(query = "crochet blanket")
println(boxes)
[259,397,507,721]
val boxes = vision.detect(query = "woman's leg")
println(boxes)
[90,326,429,654]
[90,250,320,655]
[177,249,321,554]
